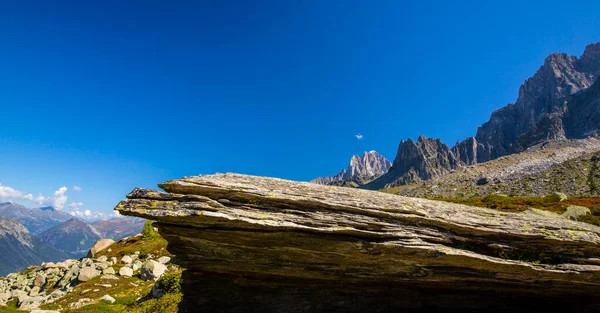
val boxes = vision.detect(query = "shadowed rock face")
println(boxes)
[116,173,600,312]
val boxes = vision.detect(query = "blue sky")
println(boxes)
[0,0,599,218]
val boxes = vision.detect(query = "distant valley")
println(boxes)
[0,202,143,276]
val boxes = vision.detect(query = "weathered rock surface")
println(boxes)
[78,267,100,282]
[118,266,133,277]
[312,151,391,187]
[116,173,600,312]
[86,239,115,258]
[140,260,166,281]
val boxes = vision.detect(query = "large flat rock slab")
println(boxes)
[116,173,600,312]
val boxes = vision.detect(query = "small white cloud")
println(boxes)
[113,210,122,217]
[73,186,82,192]
[69,202,83,210]
[35,194,45,204]
[41,186,68,210]
[0,184,34,201]
[84,209,91,216]
[355,133,363,140]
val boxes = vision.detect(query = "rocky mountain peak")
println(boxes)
[474,41,599,161]
[312,151,391,186]
[364,135,461,189]
[580,42,600,75]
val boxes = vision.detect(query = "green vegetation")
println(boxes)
[156,270,182,295]
[0,301,23,313]
[435,194,600,227]
[141,220,160,240]
[23,228,179,313]
[96,229,169,261]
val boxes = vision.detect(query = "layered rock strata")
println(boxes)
[116,173,600,312]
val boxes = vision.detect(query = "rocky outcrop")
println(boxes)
[312,151,391,187]
[452,136,478,165]
[117,173,600,312]
[86,239,114,258]
[365,136,461,189]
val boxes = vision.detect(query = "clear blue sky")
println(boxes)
[0,0,599,218]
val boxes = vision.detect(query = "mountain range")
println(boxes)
[0,216,68,276]
[0,203,144,275]
[315,41,600,191]
[312,151,391,186]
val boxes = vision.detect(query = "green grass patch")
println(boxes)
[434,195,600,227]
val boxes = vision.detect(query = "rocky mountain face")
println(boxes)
[0,202,73,235]
[365,42,600,189]
[364,136,461,189]
[312,150,391,187]
[476,44,600,160]
[0,217,67,276]
[117,173,600,312]
[37,218,102,258]
[390,138,600,198]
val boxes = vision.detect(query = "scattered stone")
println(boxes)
[78,267,100,282]
[41,262,57,269]
[19,295,45,310]
[87,239,115,258]
[69,298,92,309]
[121,255,133,265]
[29,286,40,296]
[96,262,109,270]
[97,255,108,263]
[157,256,171,264]
[0,292,9,302]
[119,267,133,277]
[109,257,118,264]
[476,176,490,185]
[100,294,116,303]
[563,205,591,221]
[33,274,46,287]
[101,274,119,280]
[30,310,61,313]
[552,192,568,201]
[103,267,116,275]
[132,260,143,271]
[140,260,167,281]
